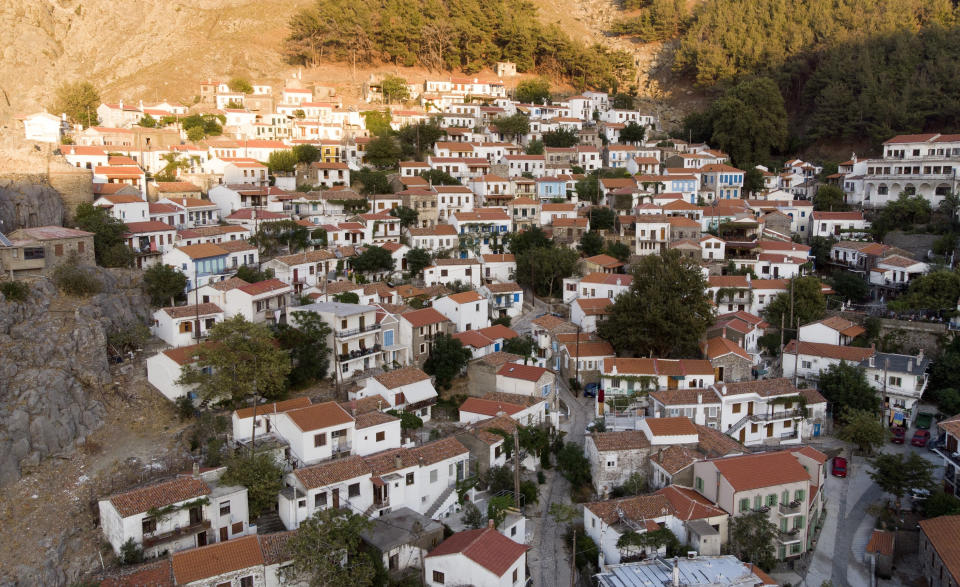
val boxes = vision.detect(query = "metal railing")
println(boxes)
[335,323,381,339]
[748,409,804,423]
[779,500,803,515]
[337,345,381,362]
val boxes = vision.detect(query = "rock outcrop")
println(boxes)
[0,178,65,230]
[0,268,151,486]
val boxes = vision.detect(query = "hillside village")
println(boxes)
[5,69,960,587]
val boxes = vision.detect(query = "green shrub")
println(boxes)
[0,281,30,302]
[53,264,102,296]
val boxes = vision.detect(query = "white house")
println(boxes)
[810,211,868,239]
[480,253,517,283]
[145,342,209,401]
[797,316,865,346]
[495,363,556,401]
[432,291,491,332]
[151,303,224,348]
[356,367,439,422]
[458,393,548,427]
[98,467,249,558]
[271,401,358,466]
[424,526,529,587]
[22,111,67,143]
[423,258,482,288]
[231,397,312,443]
[478,282,523,322]
[570,298,612,333]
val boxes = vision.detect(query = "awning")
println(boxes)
[371,476,386,487]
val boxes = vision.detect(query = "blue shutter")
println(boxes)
[384,330,394,347]
[513,293,520,302]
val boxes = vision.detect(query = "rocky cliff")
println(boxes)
[0,268,151,486]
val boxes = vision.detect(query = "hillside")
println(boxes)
[0,0,310,121]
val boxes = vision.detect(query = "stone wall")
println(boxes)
[0,177,65,230]
[836,311,946,355]
[0,268,151,486]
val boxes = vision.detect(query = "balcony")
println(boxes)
[331,441,352,455]
[777,528,803,543]
[492,299,514,309]
[142,519,210,548]
[779,500,804,515]
[338,345,382,362]
[747,409,804,423]
[335,323,381,339]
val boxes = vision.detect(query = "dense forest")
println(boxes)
[607,0,960,146]
[285,0,634,91]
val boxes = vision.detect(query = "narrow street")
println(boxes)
[528,377,589,587]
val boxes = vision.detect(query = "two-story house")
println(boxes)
[98,467,250,559]
[399,308,456,365]
[289,302,385,379]
[151,303,225,348]
[357,367,439,422]
[424,526,529,587]
[432,291,491,332]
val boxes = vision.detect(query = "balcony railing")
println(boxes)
[777,528,802,542]
[331,441,352,455]
[335,323,381,339]
[779,500,803,515]
[748,409,804,423]
[142,519,210,548]
[492,299,514,308]
[338,345,382,362]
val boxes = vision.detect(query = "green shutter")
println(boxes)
[780,518,788,532]
[740,498,749,512]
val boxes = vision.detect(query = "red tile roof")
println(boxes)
[657,485,726,520]
[374,366,431,389]
[401,307,450,327]
[918,515,960,582]
[426,527,528,577]
[459,397,526,417]
[171,535,264,584]
[237,278,290,296]
[711,451,811,491]
[108,476,211,517]
[645,417,698,437]
[783,340,874,362]
[496,363,549,382]
[235,397,311,420]
[285,401,354,432]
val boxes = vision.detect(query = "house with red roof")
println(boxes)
[496,362,556,401]
[151,303,225,348]
[433,291,491,332]
[691,448,827,561]
[211,278,291,324]
[570,297,612,333]
[424,525,529,587]
[399,307,456,365]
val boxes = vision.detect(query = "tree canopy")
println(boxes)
[813,185,850,211]
[762,276,826,330]
[817,361,879,414]
[364,136,402,169]
[706,77,788,167]
[728,512,778,572]
[282,508,375,586]
[390,206,419,229]
[836,407,886,454]
[423,333,471,389]
[178,316,290,406]
[228,77,254,93]
[888,269,960,312]
[73,202,133,267]
[277,311,333,387]
[143,264,188,307]
[51,81,100,128]
[869,452,935,511]
[286,0,633,90]
[267,150,298,173]
[351,246,395,274]
[515,77,551,104]
[578,231,605,256]
[515,246,580,297]
[380,75,410,103]
[404,248,433,276]
[492,113,531,140]
[597,250,713,357]
[220,452,284,518]
[542,128,580,148]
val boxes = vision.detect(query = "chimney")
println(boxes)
[672,557,680,586]
[918,348,924,362]
[394,455,402,469]
[908,359,914,370]
[119,99,123,110]
[192,462,200,479]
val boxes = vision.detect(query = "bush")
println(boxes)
[175,396,196,421]
[119,538,144,565]
[491,315,512,327]
[53,264,102,296]
[0,281,30,302]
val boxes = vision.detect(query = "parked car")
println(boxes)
[911,429,931,447]
[915,412,934,429]
[831,456,848,478]
[909,487,931,500]
[583,383,599,398]
[891,427,906,444]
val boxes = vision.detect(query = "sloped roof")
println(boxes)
[108,476,210,517]
[426,527,528,577]
[711,451,811,491]
[171,535,264,584]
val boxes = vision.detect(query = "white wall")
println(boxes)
[146,352,194,401]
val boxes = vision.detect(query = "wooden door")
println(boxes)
[332,488,340,509]
[196,531,207,547]
[739,428,746,443]
[766,424,774,438]
[219,527,228,542]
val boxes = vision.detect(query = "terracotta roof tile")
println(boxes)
[711,451,811,491]
[426,528,528,576]
[295,456,371,489]
[99,559,173,586]
[258,531,295,566]
[174,243,228,259]
[783,340,874,362]
[401,307,451,327]
[171,535,264,584]
[108,476,211,517]
[237,278,290,296]
[713,378,802,398]
[650,445,703,475]
[354,410,399,429]
[484,282,522,293]
[161,303,223,319]
[584,494,674,525]
[695,424,746,457]
[459,397,526,417]
[919,515,960,582]
[235,397,311,420]
[478,352,522,366]
[374,366,431,389]
[649,389,719,406]
[645,417,698,437]
[656,485,726,520]
[285,401,354,432]
[496,363,548,382]
[702,337,751,361]
[591,430,650,452]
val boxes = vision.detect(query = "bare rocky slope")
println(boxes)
[0,269,152,487]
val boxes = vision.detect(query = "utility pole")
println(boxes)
[249,357,259,457]
[792,319,800,388]
[570,528,577,587]
[513,430,521,509]
[575,323,582,386]
[789,279,795,329]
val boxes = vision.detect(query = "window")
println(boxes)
[406,472,415,485]
[219,501,231,516]
[739,498,750,513]
[801,360,812,369]
[790,543,802,554]
[695,477,704,491]
[430,469,438,483]
[767,494,778,506]
[55,244,63,256]
[315,492,327,507]
[376,431,385,442]
[348,483,360,498]
[314,433,326,447]
[606,460,616,468]
[732,403,741,414]
[433,571,445,584]
[794,515,805,529]
[240,577,254,587]
[795,489,805,502]
[889,376,902,386]
[179,321,193,333]
[77,241,85,254]
[232,521,243,534]
[142,517,156,534]
[513,568,519,583]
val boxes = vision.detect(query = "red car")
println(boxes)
[911,429,931,447]
[891,427,906,444]
[831,456,848,478]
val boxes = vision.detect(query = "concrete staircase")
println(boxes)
[425,485,458,519]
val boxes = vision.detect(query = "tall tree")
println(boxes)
[708,77,787,167]
[267,150,298,173]
[380,75,410,103]
[143,264,188,307]
[281,508,375,586]
[178,316,290,406]
[762,276,826,330]
[728,512,778,572]
[619,121,646,144]
[542,128,580,148]
[390,205,419,228]
[424,333,472,389]
[277,311,333,387]
[813,185,850,211]
[888,270,960,312]
[869,452,935,512]
[404,248,433,276]
[515,78,551,104]
[579,231,605,256]
[587,207,615,230]
[506,226,552,255]
[351,246,395,274]
[743,167,765,196]
[364,136,402,169]
[817,362,879,414]
[72,202,133,267]
[352,167,392,195]
[515,246,580,297]
[292,144,321,164]
[492,113,530,141]
[597,250,713,357]
[51,81,100,128]
[220,452,284,518]
[836,407,886,454]
[228,77,254,93]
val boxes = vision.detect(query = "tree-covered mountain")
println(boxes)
[285,0,635,91]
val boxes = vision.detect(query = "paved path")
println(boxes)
[528,378,589,587]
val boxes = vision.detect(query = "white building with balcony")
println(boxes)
[841,133,960,208]
[98,467,250,559]
[288,302,386,379]
[862,351,931,427]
